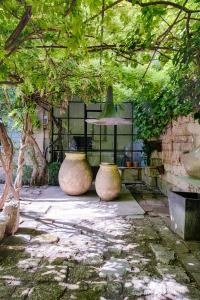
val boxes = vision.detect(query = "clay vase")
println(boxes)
[95,163,121,201]
[58,152,93,195]
[132,161,139,168]
[181,145,200,179]
[126,161,132,168]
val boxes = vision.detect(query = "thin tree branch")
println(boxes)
[157,50,171,60]
[86,0,123,23]
[0,80,22,86]
[127,0,200,14]
[65,0,77,16]
[186,12,191,37]
[22,43,178,53]
[142,0,189,78]
[5,5,32,51]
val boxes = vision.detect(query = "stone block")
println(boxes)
[99,258,131,279]
[173,142,183,151]
[191,272,200,287]
[162,143,172,151]
[150,243,175,264]
[31,233,59,244]
[177,253,200,273]
[181,143,194,152]
[156,264,190,283]
[174,136,193,143]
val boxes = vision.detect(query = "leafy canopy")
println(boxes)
[0,0,200,138]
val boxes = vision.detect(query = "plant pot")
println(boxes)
[168,191,200,240]
[181,145,200,179]
[95,163,121,201]
[132,161,139,168]
[126,161,132,168]
[58,152,93,196]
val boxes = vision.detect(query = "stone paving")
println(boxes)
[0,183,200,299]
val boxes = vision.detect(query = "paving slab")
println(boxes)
[20,185,100,202]
[156,264,190,283]
[19,185,144,223]
[150,243,175,264]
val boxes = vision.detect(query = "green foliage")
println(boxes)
[22,165,32,185]
[142,140,161,166]
[48,162,61,186]
[0,0,200,141]
[133,85,193,140]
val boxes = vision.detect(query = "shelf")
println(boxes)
[52,133,136,136]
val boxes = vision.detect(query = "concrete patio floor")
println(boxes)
[0,182,200,299]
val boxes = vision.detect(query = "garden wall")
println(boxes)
[151,115,200,194]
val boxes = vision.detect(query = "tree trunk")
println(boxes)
[0,121,19,209]
[15,114,47,187]
[27,134,47,185]
[29,142,40,185]
[14,113,29,193]
[3,200,20,235]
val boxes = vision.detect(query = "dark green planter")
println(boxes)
[168,191,200,240]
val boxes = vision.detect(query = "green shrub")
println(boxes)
[22,165,32,185]
[48,162,61,186]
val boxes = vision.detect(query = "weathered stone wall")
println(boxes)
[151,115,200,193]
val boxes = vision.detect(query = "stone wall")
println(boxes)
[151,115,200,193]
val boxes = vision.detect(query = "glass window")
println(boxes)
[87,151,100,166]
[118,103,132,118]
[101,152,114,164]
[86,103,101,111]
[101,135,114,150]
[69,119,84,134]
[70,103,84,118]
[53,108,68,118]
[52,102,136,168]
[117,125,132,134]
[117,135,132,151]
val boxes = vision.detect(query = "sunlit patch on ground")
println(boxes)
[0,184,200,299]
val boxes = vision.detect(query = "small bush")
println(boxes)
[48,162,61,186]
[22,165,32,185]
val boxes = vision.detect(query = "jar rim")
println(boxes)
[65,151,85,155]
[65,152,86,160]
[101,162,116,166]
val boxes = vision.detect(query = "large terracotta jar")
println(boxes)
[95,163,121,201]
[181,145,200,179]
[59,152,93,195]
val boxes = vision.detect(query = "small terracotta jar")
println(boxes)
[95,163,121,201]
[59,152,93,195]
[126,161,132,167]
[132,161,139,168]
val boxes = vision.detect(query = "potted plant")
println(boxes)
[132,161,139,168]
[168,191,200,240]
[126,160,132,168]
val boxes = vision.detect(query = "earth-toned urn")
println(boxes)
[181,145,200,179]
[58,152,93,195]
[95,163,121,201]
